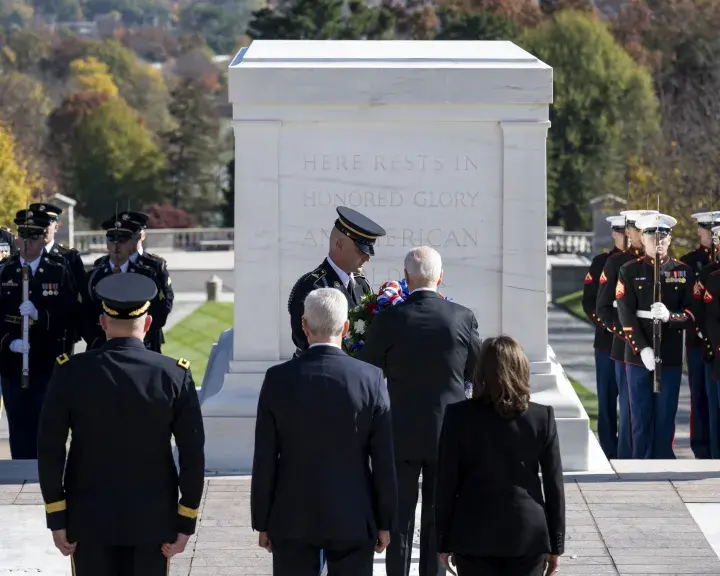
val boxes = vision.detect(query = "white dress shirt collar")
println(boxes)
[326,256,351,288]
[108,259,130,273]
[45,240,55,253]
[309,342,342,349]
[410,287,437,294]
[20,256,41,274]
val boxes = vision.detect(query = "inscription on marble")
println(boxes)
[303,190,481,209]
[302,227,479,248]
[303,153,479,172]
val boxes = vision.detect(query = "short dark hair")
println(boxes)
[472,335,531,418]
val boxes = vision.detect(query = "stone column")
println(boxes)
[500,120,551,365]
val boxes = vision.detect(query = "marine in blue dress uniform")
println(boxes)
[681,212,720,458]
[596,209,657,459]
[616,213,695,459]
[582,215,625,459]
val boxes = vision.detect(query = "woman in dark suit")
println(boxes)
[435,336,565,576]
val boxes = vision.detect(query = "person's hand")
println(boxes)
[19,301,38,321]
[51,529,76,556]
[9,339,29,354]
[440,552,457,575]
[640,347,655,371]
[161,533,190,558]
[651,302,670,322]
[258,531,272,553]
[375,530,390,553]
[545,553,560,575]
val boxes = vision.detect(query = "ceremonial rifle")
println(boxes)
[21,197,30,389]
[652,195,661,393]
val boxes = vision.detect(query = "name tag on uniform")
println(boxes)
[1,279,17,287]
[42,283,59,296]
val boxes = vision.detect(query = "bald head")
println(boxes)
[404,246,443,291]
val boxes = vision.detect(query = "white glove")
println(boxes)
[651,302,670,323]
[9,339,30,354]
[640,347,655,371]
[19,301,38,321]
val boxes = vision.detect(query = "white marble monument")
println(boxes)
[202,40,606,474]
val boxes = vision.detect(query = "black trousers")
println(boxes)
[272,539,375,576]
[71,543,168,576]
[455,554,547,576]
[386,460,443,576]
[1,375,48,459]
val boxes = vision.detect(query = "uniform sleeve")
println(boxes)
[705,274,720,354]
[251,370,279,532]
[0,265,7,353]
[582,256,607,329]
[172,367,206,535]
[150,262,173,330]
[540,405,566,556]
[288,280,313,350]
[37,360,72,531]
[369,374,397,532]
[616,264,648,354]
[596,258,619,331]
[690,269,710,341]
[435,405,461,554]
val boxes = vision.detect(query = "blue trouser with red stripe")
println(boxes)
[595,349,618,459]
[706,363,720,458]
[615,360,632,459]
[687,346,710,459]
[626,364,682,459]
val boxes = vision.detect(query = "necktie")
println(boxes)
[113,265,121,274]
[347,275,358,305]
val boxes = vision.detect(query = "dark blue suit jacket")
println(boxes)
[250,344,397,543]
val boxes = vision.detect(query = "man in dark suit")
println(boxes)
[251,287,397,576]
[361,246,482,576]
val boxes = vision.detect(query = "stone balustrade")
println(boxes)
[73,227,594,255]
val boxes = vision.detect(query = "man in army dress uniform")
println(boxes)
[0,226,17,260]
[596,209,657,458]
[0,209,76,459]
[288,207,386,353]
[37,273,205,576]
[616,213,695,459]
[85,217,170,352]
[582,215,626,459]
[118,210,174,352]
[30,202,87,355]
[681,212,720,458]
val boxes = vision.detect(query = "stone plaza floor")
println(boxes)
[5,462,720,575]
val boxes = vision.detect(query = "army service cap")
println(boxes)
[95,273,158,319]
[334,207,386,256]
[118,210,150,229]
[101,215,142,242]
[14,209,53,237]
[29,202,63,222]
[620,209,659,227]
[606,215,626,232]
[636,213,677,235]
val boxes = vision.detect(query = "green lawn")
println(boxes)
[163,302,234,385]
[569,376,598,433]
[555,290,585,321]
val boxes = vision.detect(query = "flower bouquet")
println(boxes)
[343,279,473,398]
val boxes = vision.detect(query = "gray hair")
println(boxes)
[303,288,348,339]
[404,246,442,283]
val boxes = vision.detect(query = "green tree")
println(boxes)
[0,122,40,229]
[65,97,166,226]
[520,11,660,230]
[436,8,519,40]
[161,77,221,211]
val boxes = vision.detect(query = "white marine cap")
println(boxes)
[691,211,720,225]
[606,215,626,228]
[635,213,678,233]
[620,209,659,224]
